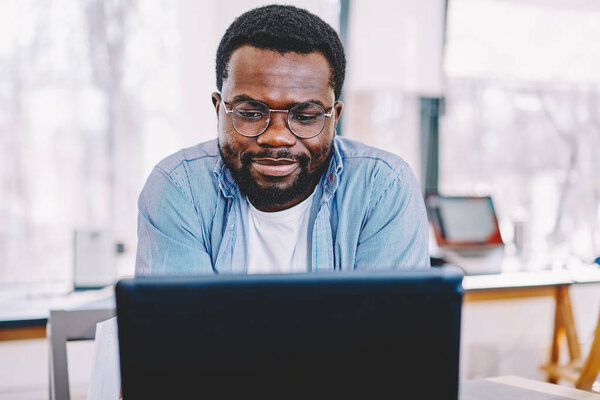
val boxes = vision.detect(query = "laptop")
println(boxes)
[426,194,505,274]
[116,267,463,399]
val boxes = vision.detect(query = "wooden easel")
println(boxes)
[542,285,600,392]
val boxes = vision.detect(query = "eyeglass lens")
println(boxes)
[231,101,327,138]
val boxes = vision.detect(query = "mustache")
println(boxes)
[240,150,309,165]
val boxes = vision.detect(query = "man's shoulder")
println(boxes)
[334,136,412,181]
[154,139,220,177]
[142,139,221,214]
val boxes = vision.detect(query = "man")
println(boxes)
[135,4,429,275]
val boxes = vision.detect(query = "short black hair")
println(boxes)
[216,4,346,100]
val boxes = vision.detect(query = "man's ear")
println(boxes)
[333,101,343,126]
[211,92,221,116]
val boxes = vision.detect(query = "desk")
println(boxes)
[0,376,596,400]
[0,284,114,341]
[3,267,600,341]
[2,271,599,398]
[463,267,600,300]
[463,266,600,385]
[461,376,600,399]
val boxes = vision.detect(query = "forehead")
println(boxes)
[222,45,334,105]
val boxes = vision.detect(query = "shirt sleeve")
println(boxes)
[135,166,213,275]
[354,165,430,269]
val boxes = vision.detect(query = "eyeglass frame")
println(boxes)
[219,96,338,139]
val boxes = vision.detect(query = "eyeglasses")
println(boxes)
[221,99,336,139]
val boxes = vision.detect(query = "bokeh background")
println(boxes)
[1,0,600,396]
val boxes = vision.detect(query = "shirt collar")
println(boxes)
[213,157,237,199]
[320,137,344,204]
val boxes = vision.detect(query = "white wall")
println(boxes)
[0,339,93,398]
[346,0,445,96]
[342,0,445,185]
[445,0,600,84]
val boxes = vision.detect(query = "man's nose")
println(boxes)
[256,112,297,147]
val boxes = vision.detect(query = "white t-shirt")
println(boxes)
[246,192,314,274]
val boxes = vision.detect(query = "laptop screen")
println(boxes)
[427,195,504,247]
[116,268,463,399]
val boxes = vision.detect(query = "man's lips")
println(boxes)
[251,157,299,177]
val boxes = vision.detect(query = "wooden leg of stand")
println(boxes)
[558,286,581,362]
[576,312,600,391]
[548,289,563,384]
[547,285,581,384]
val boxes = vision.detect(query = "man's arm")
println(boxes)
[135,167,213,275]
[354,166,430,269]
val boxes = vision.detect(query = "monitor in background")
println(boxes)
[116,267,463,399]
[426,195,505,274]
[427,195,503,248]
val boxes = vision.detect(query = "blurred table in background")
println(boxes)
[462,264,600,385]
[460,375,600,399]
[3,265,600,341]
[0,284,114,341]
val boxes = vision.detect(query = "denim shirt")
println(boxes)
[135,137,430,275]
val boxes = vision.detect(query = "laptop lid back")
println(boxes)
[116,267,463,398]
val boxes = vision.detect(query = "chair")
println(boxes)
[541,288,600,392]
[48,303,115,400]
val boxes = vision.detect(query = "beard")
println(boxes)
[218,141,332,210]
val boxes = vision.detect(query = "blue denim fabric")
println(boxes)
[135,137,430,275]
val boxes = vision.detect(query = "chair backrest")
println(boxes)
[48,307,115,400]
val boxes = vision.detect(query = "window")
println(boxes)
[0,0,342,285]
[442,0,600,265]
[1,0,182,283]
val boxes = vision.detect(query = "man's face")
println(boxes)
[213,45,343,212]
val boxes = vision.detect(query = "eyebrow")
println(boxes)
[228,94,329,109]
